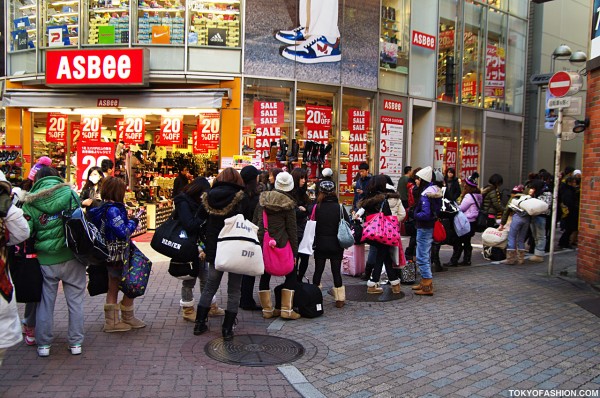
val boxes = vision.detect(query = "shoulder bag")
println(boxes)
[214,214,264,276]
[298,206,317,255]
[262,211,294,277]
[360,200,401,246]
[63,193,109,265]
[453,210,471,237]
[337,204,354,249]
[151,208,199,263]
[119,241,152,299]
[7,238,43,303]
[470,193,492,233]
[433,219,447,243]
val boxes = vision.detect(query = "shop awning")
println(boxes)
[2,89,230,109]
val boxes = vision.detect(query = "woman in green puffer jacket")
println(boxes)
[21,166,85,358]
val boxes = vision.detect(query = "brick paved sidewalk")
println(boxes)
[1,237,598,398]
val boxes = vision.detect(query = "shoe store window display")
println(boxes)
[254,172,301,320]
[87,177,146,334]
[357,175,403,295]
[174,178,225,322]
[0,170,31,365]
[193,168,251,340]
[276,0,341,64]
[411,166,443,296]
[445,172,482,267]
[498,184,530,265]
[21,166,86,358]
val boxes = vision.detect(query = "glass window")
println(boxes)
[188,0,241,47]
[487,0,506,12]
[8,0,38,51]
[379,0,409,92]
[484,9,507,110]
[42,0,80,48]
[461,1,486,107]
[508,0,528,18]
[87,0,131,45]
[506,16,526,114]
[434,103,459,174]
[459,107,483,180]
[137,0,185,44]
[408,0,437,98]
[437,0,459,103]
[242,78,294,164]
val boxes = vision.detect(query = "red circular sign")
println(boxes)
[548,71,572,98]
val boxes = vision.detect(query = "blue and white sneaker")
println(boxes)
[275,26,306,45]
[282,35,341,64]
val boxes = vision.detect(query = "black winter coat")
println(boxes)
[444,177,461,202]
[200,182,249,263]
[173,192,205,237]
[314,196,349,260]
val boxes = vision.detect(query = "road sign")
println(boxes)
[530,73,553,85]
[547,97,572,109]
[548,71,583,97]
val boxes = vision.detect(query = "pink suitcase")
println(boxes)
[342,244,366,277]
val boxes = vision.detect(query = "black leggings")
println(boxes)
[296,253,310,282]
[371,244,399,283]
[259,268,297,291]
[313,257,343,288]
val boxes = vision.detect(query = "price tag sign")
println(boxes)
[46,113,68,143]
[159,115,183,145]
[122,115,146,144]
[80,115,102,142]
[195,113,220,151]
[305,105,332,144]
[76,142,115,190]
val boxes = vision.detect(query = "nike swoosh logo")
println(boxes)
[153,32,168,38]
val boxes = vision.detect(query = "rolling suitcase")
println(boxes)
[342,244,366,277]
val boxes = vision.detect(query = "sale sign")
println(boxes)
[379,116,404,183]
[70,122,81,147]
[445,141,458,172]
[253,101,284,126]
[347,109,369,184]
[434,141,445,174]
[46,113,68,143]
[80,115,102,142]
[159,115,183,145]
[76,142,115,190]
[485,44,506,98]
[193,113,220,153]
[122,115,146,144]
[460,143,479,180]
[305,105,332,144]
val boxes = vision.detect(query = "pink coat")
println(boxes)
[460,193,483,222]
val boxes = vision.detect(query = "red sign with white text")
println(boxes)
[485,45,506,98]
[253,101,284,126]
[445,141,458,172]
[80,115,102,143]
[77,142,115,190]
[70,122,81,148]
[195,113,220,152]
[46,113,68,143]
[460,143,479,180]
[305,105,332,144]
[412,30,436,50]
[45,49,146,86]
[159,115,183,145]
[122,115,146,144]
[347,109,369,184]
[383,99,403,113]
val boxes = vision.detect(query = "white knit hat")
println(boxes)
[416,166,433,183]
[275,172,294,192]
[322,168,333,178]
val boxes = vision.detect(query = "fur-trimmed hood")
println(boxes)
[22,177,74,216]
[259,190,296,212]
[201,182,245,216]
[422,184,443,199]
[358,191,400,210]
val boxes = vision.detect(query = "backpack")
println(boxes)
[293,282,324,318]
[63,206,110,265]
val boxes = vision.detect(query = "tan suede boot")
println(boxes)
[502,249,517,265]
[182,306,196,322]
[517,250,526,265]
[390,280,401,294]
[208,302,225,317]
[367,280,383,294]
[280,289,301,320]
[258,290,277,319]
[120,301,146,329]
[103,304,131,333]
[411,281,422,290]
[413,278,433,296]
[332,286,346,308]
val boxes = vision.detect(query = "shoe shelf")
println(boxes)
[0,145,24,185]
[88,0,130,45]
[137,0,185,44]
[188,0,240,47]
[146,200,173,230]
[126,205,148,237]
[42,0,80,47]
[8,0,38,50]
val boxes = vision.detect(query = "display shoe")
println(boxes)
[268,141,278,162]
[275,26,306,45]
[310,142,320,162]
[319,144,332,163]
[277,139,288,161]
[301,141,312,163]
[282,35,342,64]
[286,139,295,159]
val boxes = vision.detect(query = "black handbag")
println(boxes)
[87,263,108,296]
[151,211,198,262]
[8,239,43,303]
[168,259,199,279]
[470,194,490,233]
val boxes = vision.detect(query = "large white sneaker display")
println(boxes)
[275,26,306,45]
[282,35,341,64]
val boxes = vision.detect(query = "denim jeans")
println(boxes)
[180,258,208,306]
[507,213,530,250]
[416,228,433,279]
[529,215,547,256]
[198,262,242,313]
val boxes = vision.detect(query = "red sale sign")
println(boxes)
[80,115,102,142]
[253,101,284,126]
[122,115,146,144]
[347,109,369,184]
[194,113,220,152]
[305,105,332,144]
[485,44,506,98]
[445,141,458,172]
[70,122,81,147]
[76,142,115,190]
[159,115,183,145]
[46,113,68,143]
[460,143,479,180]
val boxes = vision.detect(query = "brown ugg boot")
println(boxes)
[120,301,146,329]
[280,289,301,320]
[411,281,422,291]
[332,286,346,308]
[182,306,196,322]
[502,249,517,265]
[413,278,433,296]
[517,250,526,265]
[208,302,225,317]
[390,280,401,294]
[258,290,277,319]
[367,281,383,294]
[103,304,131,333]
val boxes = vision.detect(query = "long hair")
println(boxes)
[82,166,103,191]
[366,174,387,195]
[216,167,244,186]
[290,167,309,203]
[182,177,211,203]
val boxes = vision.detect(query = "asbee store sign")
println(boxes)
[45,48,149,86]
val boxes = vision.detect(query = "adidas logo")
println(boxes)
[210,32,224,42]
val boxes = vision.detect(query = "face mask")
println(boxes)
[89,175,100,185]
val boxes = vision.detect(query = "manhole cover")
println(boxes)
[331,284,405,302]
[204,334,305,367]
